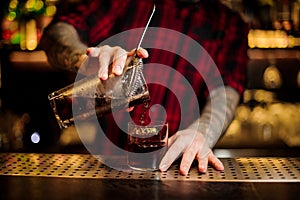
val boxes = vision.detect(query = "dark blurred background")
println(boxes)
[0,0,299,153]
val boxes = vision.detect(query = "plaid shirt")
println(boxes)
[53,0,249,149]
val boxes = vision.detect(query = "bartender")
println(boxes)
[40,0,249,175]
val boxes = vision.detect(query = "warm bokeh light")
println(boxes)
[1,0,57,50]
[45,5,57,16]
[248,29,290,48]
[263,65,282,89]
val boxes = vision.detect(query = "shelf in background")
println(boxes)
[248,49,300,60]
[8,50,53,71]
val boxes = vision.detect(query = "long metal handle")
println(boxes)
[135,4,156,52]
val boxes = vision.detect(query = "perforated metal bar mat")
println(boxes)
[0,153,299,182]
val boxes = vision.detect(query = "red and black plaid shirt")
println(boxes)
[53,0,249,149]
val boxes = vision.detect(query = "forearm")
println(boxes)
[188,86,240,148]
[40,22,88,71]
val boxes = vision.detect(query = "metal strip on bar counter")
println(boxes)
[0,153,299,182]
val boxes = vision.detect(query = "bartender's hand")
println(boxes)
[80,45,148,79]
[159,129,224,175]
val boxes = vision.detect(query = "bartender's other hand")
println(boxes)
[159,129,224,175]
[85,45,148,80]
